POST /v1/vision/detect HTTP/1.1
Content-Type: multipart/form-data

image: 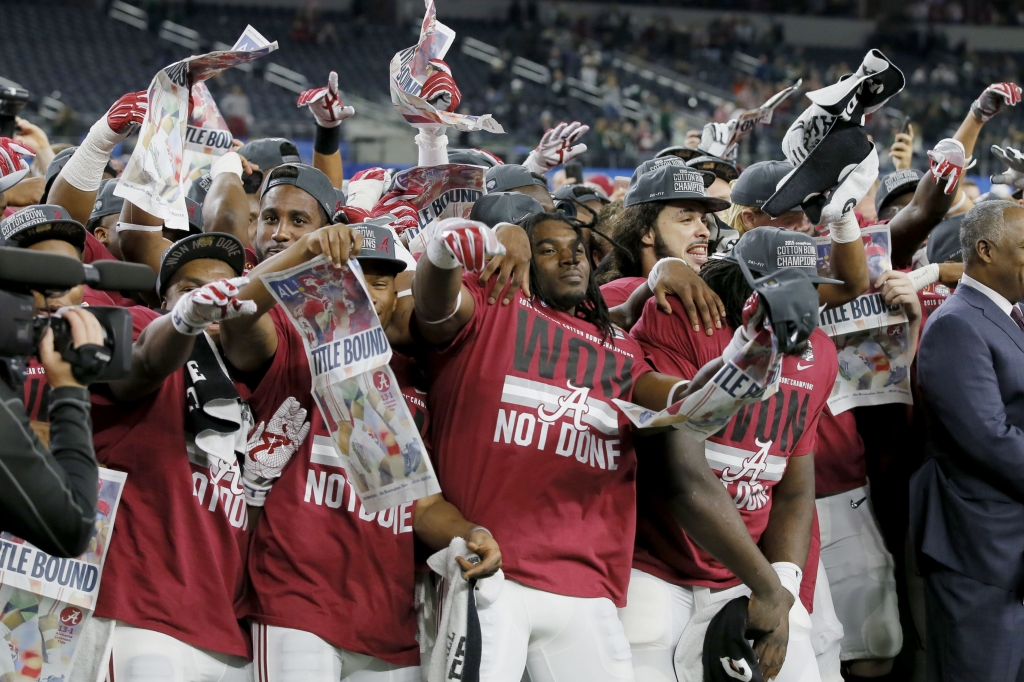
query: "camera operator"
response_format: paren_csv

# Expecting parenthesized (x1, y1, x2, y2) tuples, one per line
(0, 205, 109, 557)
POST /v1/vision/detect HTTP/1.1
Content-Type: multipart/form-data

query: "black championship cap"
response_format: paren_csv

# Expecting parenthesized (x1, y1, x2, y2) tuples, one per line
(448, 148, 502, 168)
(686, 154, 740, 182)
(239, 137, 301, 171)
(261, 163, 337, 222)
(185, 196, 204, 233)
(470, 192, 544, 226)
(875, 169, 923, 213)
(484, 164, 547, 193)
(702, 598, 765, 682)
(42, 146, 77, 201)
(187, 172, 214, 205)
(352, 223, 407, 274)
(0, 204, 86, 252)
(926, 214, 964, 264)
(90, 178, 125, 226)
(624, 164, 730, 212)
(730, 160, 795, 208)
(725, 226, 841, 284)
(654, 145, 701, 162)
(156, 232, 245, 295)
(553, 183, 609, 206)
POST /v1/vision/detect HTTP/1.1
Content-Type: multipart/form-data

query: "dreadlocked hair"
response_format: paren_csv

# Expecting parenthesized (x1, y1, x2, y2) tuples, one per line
(520, 211, 616, 344)
(597, 202, 662, 285)
(699, 258, 753, 331)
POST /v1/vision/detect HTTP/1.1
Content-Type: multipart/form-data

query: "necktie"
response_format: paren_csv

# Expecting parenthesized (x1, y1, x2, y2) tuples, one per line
(1011, 305, 1024, 334)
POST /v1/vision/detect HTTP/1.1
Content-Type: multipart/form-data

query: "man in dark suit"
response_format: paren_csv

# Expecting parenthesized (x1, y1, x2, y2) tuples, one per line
(913, 199, 1024, 682)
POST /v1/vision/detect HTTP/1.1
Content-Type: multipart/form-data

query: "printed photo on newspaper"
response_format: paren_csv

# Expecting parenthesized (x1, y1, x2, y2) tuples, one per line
(0, 469, 127, 680)
(389, 0, 503, 133)
(614, 309, 782, 441)
(389, 164, 485, 248)
(815, 225, 908, 336)
(828, 323, 913, 413)
(115, 25, 277, 230)
(702, 80, 802, 161)
(261, 257, 439, 512)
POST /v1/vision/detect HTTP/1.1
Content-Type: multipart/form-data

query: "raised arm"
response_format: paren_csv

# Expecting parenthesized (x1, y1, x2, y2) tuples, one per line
(200, 153, 254, 244)
(888, 159, 956, 269)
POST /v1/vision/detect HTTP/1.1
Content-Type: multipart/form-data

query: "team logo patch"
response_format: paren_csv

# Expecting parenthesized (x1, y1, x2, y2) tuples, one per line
(800, 345, 815, 362)
(486, 179, 496, 190)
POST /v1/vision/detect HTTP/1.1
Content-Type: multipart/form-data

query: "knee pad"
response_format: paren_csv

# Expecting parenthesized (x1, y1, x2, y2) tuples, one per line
(121, 654, 176, 682)
(276, 630, 335, 682)
(619, 574, 671, 648)
(860, 591, 903, 659)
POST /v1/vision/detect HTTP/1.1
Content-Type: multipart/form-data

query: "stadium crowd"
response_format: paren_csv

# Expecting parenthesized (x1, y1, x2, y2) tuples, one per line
(4, 8, 1024, 682)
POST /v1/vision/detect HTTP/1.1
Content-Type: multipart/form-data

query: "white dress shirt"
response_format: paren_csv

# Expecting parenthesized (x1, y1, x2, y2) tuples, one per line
(960, 273, 1014, 318)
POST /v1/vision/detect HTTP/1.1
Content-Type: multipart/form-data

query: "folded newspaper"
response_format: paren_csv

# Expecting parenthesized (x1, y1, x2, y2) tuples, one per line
(390, 0, 503, 133)
(387, 164, 486, 248)
(182, 82, 232, 199)
(0, 469, 126, 680)
(700, 80, 802, 161)
(614, 300, 783, 440)
(115, 25, 277, 230)
(260, 256, 440, 512)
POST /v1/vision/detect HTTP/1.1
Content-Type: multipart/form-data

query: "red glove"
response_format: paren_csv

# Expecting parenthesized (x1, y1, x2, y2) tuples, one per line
(0, 137, 35, 193)
(346, 167, 392, 210)
(927, 138, 968, 195)
(426, 218, 504, 272)
(105, 90, 148, 138)
(335, 205, 371, 224)
(297, 71, 354, 128)
(971, 82, 1022, 122)
(371, 190, 420, 235)
(420, 60, 462, 113)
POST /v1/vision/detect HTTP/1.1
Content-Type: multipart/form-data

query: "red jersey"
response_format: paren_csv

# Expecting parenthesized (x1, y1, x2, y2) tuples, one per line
(600, 276, 645, 308)
(917, 281, 952, 327)
(813, 408, 866, 496)
(244, 246, 259, 273)
(424, 278, 652, 607)
(90, 307, 250, 658)
(630, 296, 835, 607)
(83, 231, 116, 264)
(243, 307, 420, 666)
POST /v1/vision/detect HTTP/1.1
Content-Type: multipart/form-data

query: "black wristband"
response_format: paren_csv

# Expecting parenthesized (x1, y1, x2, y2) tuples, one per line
(314, 124, 341, 155)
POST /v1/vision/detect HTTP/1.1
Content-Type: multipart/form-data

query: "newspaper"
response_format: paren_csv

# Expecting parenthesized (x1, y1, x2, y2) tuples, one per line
(389, 0, 503, 133)
(614, 304, 783, 441)
(0, 469, 126, 680)
(816, 224, 913, 413)
(390, 164, 485, 249)
(115, 26, 277, 230)
(181, 82, 232, 199)
(701, 80, 802, 160)
(261, 257, 440, 512)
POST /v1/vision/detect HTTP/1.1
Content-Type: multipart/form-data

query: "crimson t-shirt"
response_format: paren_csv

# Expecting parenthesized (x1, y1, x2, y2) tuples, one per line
(83, 231, 116, 264)
(243, 307, 420, 666)
(630, 296, 836, 609)
(600, 276, 645, 308)
(813, 408, 866, 496)
(424, 278, 652, 607)
(90, 307, 250, 658)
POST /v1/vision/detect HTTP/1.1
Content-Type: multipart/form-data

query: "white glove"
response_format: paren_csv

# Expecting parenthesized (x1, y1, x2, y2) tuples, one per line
(346, 167, 391, 211)
(699, 120, 738, 159)
(243, 397, 311, 506)
(781, 103, 834, 165)
(523, 121, 589, 174)
(170, 276, 257, 336)
(991, 145, 1024, 189)
(818, 146, 879, 227)
(297, 71, 355, 128)
(928, 138, 971, 195)
(426, 218, 505, 272)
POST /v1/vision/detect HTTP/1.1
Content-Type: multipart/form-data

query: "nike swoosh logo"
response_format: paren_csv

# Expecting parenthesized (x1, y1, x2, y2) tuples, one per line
(850, 496, 867, 509)
(796, 363, 813, 370)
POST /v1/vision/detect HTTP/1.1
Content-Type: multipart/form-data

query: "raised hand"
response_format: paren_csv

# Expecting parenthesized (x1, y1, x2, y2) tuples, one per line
(297, 71, 355, 128)
(426, 218, 505, 273)
(170, 276, 257, 336)
(523, 121, 590, 174)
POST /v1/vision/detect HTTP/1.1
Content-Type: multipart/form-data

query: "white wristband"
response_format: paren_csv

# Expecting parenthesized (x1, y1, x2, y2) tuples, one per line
(908, 263, 940, 291)
(522, 150, 547, 175)
(667, 380, 689, 408)
(415, 128, 449, 167)
(771, 561, 803, 600)
(211, 151, 243, 179)
(419, 291, 463, 324)
(116, 222, 162, 232)
(722, 323, 753, 362)
(828, 210, 861, 244)
(647, 257, 689, 292)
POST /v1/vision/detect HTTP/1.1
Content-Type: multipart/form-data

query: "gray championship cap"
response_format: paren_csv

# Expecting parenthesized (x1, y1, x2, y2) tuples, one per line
(448, 148, 503, 168)
(42, 146, 77, 202)
(875, 169, 923, 213)
(352, 223, 407, 274)
(185, 196, 204, 233)
(730, 160, 795, 208)
(624, 164, 730, 212)
(239, 137, 301, 171)
(157, 232, 245, 295)
(553, 183, 609, 206)
(1, 204, 87, 252)
(89, 178, 125, 228)
(470, 192, 544, 226)
(485, 164, 547, 193)
(724, 226, 841, 284)
(654, 145, 701, 162)
(686, 154, 740, 182)
(926, 214, 964, 264)
(261, 163, 337, 222)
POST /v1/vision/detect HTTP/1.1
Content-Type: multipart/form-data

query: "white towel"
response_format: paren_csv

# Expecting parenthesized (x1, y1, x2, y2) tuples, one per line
(425, 538, 503, 682)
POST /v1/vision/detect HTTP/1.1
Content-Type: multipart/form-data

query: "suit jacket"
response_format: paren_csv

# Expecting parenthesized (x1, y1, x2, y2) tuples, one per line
(912, 284, 1024, 591)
